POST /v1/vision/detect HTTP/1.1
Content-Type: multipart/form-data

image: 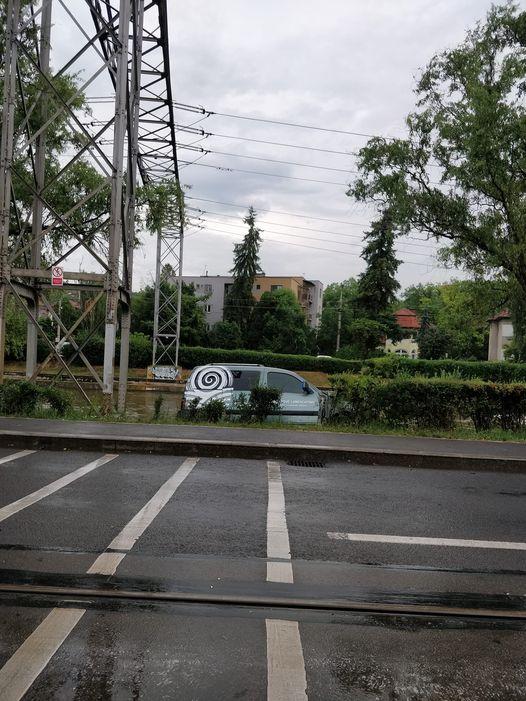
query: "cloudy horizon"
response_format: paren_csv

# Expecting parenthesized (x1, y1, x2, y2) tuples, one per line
(51, 0, 505, 292)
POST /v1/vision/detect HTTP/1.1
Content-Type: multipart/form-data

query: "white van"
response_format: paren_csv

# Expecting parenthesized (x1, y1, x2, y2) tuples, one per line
(183, 363, 327, 424)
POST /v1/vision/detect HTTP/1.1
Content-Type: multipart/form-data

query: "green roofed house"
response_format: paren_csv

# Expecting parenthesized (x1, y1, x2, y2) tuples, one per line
(488, 309, 514, 361)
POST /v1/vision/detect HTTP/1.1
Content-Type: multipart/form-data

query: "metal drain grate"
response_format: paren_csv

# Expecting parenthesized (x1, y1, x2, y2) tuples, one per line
(287, 458, 326, 468)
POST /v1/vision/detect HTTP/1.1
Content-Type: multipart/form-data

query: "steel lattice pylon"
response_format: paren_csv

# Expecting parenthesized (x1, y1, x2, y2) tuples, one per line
(0, 0, 184, 409)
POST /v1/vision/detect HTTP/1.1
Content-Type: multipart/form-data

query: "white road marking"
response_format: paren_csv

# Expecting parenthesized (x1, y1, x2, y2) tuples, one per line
(0, 450, 36, 465)
(0, 608, 85, 701)
(266, 461, 307, 700)
(266, 460, 293, 583)
(328, 532, 526, 550)
(90, 456, 199, 569)
(0, 454, 118, 523)
(86, 551, 125, 576)
(0, 456, 201, 698)
(266, 619, 308, 701)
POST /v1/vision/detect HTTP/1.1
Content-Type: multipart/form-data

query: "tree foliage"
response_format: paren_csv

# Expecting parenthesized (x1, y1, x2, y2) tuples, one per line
(355, 210, 400, 318)
(246, 288, 314, 355)
(317, 278, 359, 354)
(131, 282, 208, 346)
(224, 207, 263, 332)
(341, 210, 401, 358)
(349, 3, 526, 353)
(403, 278, 506, 359)
(341, 318, 386, 360)
(0, 4, 110, 261)
(208, 321, 243, 350)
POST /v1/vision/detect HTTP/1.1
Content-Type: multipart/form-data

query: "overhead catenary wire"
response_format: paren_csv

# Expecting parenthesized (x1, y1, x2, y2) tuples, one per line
(179, 144, 359, 174)
(173, 101, 392, 140)
(179, 159, 349, 186)
(188, 207, 438, 252)
(198, 217, 436, 260)
(176, 125, 359, 156)
(190, 225, 443, 269)
(185, 197, 436, 246)
(188, 196, 379, 226)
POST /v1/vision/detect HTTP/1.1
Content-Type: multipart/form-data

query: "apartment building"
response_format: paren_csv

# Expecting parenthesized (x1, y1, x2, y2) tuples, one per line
(180, 274, 323, 329)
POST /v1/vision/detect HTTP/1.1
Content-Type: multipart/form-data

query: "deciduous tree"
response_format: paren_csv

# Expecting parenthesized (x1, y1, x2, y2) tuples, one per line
(349, 3, 526, 356)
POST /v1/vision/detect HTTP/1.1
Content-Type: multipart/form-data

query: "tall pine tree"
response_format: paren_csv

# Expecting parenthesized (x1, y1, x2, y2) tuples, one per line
(355, 209, 400, 317)
(224, 207, 263, 334)
(348, 210, 402, 356)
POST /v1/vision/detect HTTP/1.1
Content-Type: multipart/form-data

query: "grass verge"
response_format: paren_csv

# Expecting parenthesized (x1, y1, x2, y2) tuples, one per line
(3, 408, 526, 442)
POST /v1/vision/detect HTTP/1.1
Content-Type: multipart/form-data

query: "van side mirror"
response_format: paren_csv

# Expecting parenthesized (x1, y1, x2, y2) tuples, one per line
(302, 381, 313, 394)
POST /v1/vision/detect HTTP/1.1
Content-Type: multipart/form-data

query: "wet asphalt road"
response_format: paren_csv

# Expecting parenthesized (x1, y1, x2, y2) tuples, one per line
(0, 447, 525, 699)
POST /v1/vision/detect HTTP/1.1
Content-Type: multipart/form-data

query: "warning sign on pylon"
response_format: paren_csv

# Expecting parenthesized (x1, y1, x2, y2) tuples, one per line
(51, 266, 63, 287)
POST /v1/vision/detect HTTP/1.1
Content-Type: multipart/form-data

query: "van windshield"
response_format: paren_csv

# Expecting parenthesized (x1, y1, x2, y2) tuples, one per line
(232, 370, 261, 391)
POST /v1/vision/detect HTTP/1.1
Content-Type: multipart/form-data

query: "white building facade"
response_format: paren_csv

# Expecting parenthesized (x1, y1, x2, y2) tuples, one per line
(179, 274, 323, 330)
(488, 310, 514, 361)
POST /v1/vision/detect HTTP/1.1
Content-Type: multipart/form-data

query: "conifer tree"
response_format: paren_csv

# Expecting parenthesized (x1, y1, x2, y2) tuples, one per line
(355, 209, 400, 318)
(224, 207, 263, 334)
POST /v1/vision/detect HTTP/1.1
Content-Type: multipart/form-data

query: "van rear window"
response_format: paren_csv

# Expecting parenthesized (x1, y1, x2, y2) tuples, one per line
(232, 370, 261, 391)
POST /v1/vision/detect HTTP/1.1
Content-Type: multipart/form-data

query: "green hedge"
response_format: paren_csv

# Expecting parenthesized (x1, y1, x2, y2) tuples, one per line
(330, 373, 526, 431)
(363, 355, 526, 382)
(0, 381, 72, 416)
(179, 346, 363, 374)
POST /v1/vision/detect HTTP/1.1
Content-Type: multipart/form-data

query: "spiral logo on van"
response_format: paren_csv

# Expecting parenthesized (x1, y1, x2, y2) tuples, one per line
(193, 366, 232, 392)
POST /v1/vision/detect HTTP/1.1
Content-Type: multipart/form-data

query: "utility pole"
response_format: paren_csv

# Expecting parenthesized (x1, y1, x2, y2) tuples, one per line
(335, 287, 343, 353)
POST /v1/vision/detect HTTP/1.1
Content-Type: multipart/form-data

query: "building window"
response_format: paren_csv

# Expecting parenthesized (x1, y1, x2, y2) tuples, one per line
(271, 284, 283, 292)
(256, 284, 261, 290)
(204, 284, 212, 294)
(205, 304, 212, 313)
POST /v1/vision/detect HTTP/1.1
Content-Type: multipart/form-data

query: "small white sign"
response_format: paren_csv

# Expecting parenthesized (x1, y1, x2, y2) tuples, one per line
(51, 266, 63, 287)
(151, 365, 179, 381)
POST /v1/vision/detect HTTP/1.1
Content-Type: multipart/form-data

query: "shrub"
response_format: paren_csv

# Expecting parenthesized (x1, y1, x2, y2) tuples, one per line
(232, 393, 253, 423)
(180, 397, 200, 420)
(329, 373, 526, 431)
(330, 374, 383, 424)
(1, 380, 39, 415)
(231, 385, 282, 423)
(152, 394, 164, 420)
(179, 345, 362, 374)
(0, 381, 72, 417)
(201, 398, 226, 423)
(128, 333, 152, 368)
(38, 386, 72, 416)
(363, 355, 526, 383)
(248, 385, 282, 422)
(71, 332, 106, 365)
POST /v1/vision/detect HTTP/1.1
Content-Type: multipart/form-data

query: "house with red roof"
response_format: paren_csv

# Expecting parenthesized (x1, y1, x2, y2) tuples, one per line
(385, 308, 421, 358)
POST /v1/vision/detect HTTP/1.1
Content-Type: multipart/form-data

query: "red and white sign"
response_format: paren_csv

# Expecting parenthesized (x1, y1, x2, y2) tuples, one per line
(51, 266, 63, 287)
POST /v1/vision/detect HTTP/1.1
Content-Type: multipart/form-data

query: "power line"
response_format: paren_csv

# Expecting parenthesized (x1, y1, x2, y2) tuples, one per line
(190, 225, 442, 269)
(176, 125, 357, 156)
(185, 197, 435, 246)
(179, 144, 358, 174)
(199, 216, 435, 260)
(188, 207, 437, 251)
(179, 159, 348, 186)
(173, 102, 391, 140)
(187, 196, 376, 225)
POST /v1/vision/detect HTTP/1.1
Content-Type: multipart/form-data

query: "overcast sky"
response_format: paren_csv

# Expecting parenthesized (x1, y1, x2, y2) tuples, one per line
(54, 0, 506, 291)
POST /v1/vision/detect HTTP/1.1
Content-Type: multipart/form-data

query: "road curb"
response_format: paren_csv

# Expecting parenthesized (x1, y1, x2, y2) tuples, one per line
(0, 429, 525, 472)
